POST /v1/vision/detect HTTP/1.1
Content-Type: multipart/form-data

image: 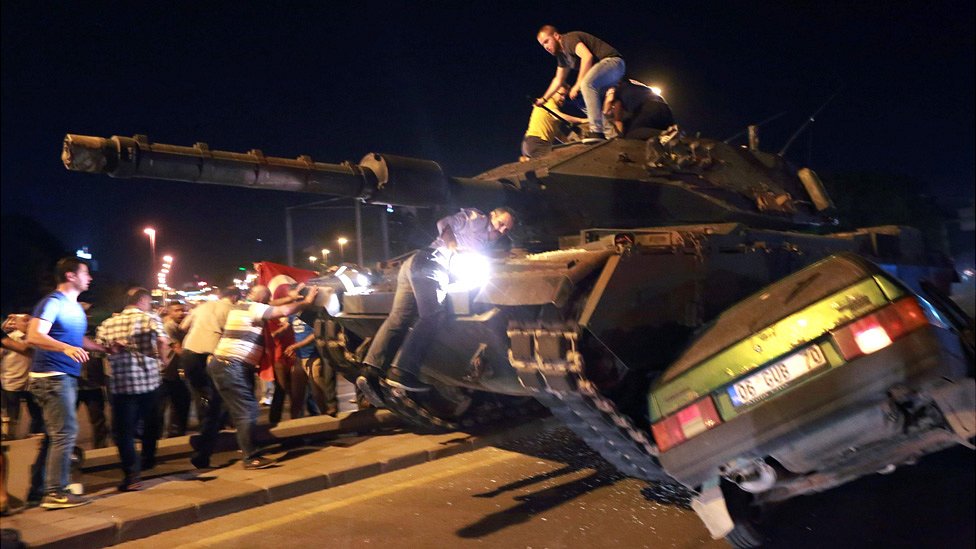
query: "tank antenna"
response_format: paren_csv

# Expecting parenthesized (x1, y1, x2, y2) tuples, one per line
(723, 111, 787, 144)
(778, 92, 838, 157)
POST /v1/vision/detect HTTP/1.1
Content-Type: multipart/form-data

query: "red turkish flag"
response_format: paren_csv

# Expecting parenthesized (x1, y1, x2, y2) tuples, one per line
(255, 261, 318, 287)
(253, 261, 318, 381)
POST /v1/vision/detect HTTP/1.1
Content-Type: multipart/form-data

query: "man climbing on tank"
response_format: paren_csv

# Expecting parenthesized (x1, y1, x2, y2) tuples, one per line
(535, 25, 625, 144)
(604, 79, 675, 139)
(358, 207, 516, 400)
(520, 85, 587, 161)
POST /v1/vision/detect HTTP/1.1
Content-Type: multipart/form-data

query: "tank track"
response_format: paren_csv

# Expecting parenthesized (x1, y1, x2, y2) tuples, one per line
(507, 323, 672, 483)
(379, 382, 544, 433)
(323, 322, 543, 433)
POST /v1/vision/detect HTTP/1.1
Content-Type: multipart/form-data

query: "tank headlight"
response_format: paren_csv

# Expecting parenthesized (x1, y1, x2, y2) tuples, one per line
(448, 252, 491, 289)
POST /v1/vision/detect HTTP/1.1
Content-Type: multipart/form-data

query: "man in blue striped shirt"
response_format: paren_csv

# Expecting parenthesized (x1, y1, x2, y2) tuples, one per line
(199, 284, 318, 470)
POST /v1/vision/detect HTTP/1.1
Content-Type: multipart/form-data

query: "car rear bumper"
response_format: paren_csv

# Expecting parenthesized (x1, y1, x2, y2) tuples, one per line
(659, 325, 971, 488)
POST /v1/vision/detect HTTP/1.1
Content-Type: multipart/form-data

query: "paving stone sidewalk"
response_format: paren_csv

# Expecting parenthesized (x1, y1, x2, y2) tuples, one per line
(2, 410, 552, 548)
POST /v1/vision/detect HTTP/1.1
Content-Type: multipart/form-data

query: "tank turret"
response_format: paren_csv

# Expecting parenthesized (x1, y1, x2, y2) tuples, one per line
(63, 132, 835, 248)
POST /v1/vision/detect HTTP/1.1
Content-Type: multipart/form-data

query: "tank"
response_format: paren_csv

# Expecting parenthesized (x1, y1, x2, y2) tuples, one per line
(62, 131, 955, 485)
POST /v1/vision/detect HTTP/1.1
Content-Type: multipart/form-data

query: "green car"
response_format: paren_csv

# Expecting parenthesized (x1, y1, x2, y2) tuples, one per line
(648, 252, 975, 547)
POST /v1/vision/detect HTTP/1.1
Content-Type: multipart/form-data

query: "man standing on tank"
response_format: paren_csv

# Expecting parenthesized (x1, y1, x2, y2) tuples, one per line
(535, 25, 625, 143)
(360, 207, 516, 396)
(26, 257, 109, 509)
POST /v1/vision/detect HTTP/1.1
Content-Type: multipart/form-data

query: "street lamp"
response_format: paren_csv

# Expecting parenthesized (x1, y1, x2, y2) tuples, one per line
(308, 255, 318, 265)
(337, 237, 348, 263)
(143, 227, 156, 286)
(321, 248, 330, 267)
(157, 254, 174, 304)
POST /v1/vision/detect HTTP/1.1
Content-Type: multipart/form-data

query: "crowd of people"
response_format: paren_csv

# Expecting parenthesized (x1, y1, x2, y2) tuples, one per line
(0, 257, 339, 514)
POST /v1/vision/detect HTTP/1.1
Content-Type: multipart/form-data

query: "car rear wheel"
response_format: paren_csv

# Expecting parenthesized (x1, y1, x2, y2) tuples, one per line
(721, 479, 766, 548)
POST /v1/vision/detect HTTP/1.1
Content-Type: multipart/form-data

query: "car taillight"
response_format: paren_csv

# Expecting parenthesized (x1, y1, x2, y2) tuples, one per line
(831, 297, 929, 360)
(651, 396, 722, 453)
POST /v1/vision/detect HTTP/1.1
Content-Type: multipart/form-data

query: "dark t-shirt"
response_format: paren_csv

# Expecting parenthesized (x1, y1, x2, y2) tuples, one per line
(616, 79, 656, 112)
(557, 31, 621, 70)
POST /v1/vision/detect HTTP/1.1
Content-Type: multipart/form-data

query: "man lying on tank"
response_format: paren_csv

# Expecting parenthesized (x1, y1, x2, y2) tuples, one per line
(603, 79, 675, 140)
(360, 207, 517, 396)
(520, 86, 588, 161)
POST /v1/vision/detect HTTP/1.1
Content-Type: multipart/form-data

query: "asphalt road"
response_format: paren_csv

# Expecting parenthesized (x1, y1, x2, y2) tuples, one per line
(113, 427, 974, 549)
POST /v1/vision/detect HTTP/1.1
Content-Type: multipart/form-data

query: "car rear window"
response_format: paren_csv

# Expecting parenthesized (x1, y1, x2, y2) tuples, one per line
(664, 253, 880, 381)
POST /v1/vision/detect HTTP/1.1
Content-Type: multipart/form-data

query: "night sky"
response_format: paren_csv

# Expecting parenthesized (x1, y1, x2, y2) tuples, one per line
(2, 1, 973, 289)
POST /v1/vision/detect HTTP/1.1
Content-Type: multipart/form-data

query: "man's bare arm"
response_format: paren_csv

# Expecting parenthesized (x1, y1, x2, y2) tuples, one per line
(440, 225, 459, 252)
(82, 335, 108, 353)
(1, 336, 30, 354)
(265, 287, 318, 320)
(27, 318, 89, 363)
(179, 310, 194, 332)
(285, 333, 316, 358)
(156, 335, 171, 366)
(569, 43, 594, 99)
(536, 67, 569, 105)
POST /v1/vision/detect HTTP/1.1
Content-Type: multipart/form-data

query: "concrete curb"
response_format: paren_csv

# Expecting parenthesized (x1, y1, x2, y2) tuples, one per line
(80, 408, 403, 470)
(3, 415, 557, 548)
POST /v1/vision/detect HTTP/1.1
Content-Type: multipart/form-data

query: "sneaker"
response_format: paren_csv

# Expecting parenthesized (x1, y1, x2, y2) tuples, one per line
(384, 368, 431, 392)
(242, 456, 277, 470)
(581, 130, 607, 144)
(356, 375, 386, 408)
(259, 396, 272, 406)
(40, 491, 91, 510)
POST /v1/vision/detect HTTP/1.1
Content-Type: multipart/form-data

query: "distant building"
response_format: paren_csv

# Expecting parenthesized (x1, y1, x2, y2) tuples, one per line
(75, 246, 99, 271)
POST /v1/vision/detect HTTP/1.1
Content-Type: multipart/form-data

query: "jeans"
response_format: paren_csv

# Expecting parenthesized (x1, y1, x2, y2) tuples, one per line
(111, 390, 160, 478)
(183, 350, 227, 462)
(1, 389, 44, 438)
(77, 385, 109, 448)
(363, 250, 448, 377)
(305, 356, 337, 416)
(207, 357, 259, 459)
(579, 56, 626, 134)
(155, 378, 191, 437)
(28, 375, 78, 495)
(521, 135, 553, 159)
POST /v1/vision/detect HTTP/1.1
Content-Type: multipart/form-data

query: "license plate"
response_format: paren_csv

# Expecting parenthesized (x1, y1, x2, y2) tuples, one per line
(727, 345, 827, 408)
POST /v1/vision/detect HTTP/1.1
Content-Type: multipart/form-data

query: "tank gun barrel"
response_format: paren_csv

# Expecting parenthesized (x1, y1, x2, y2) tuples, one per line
(62, 134, 510, 208)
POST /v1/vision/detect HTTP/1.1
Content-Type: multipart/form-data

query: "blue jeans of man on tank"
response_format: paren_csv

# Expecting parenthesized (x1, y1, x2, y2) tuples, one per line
(579, 56, 626, 135)
(28, 375, 78, 496)
(206, 357, 259, 459)
(363, 250, 448, 379)
(111, 390, 160, 479)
